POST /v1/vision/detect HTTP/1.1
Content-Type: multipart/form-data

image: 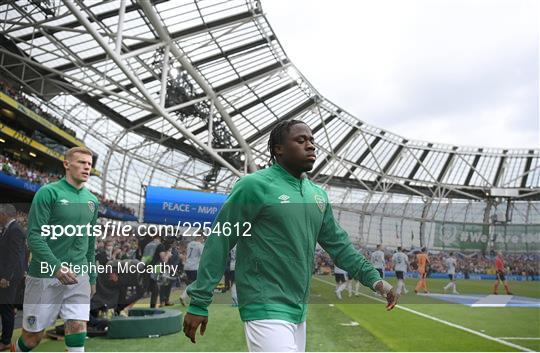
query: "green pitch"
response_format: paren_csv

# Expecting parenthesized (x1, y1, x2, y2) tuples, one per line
(28, 277, 539, 352)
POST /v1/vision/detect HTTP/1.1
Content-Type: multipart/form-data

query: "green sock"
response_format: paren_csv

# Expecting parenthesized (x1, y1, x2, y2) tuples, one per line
(65, 332, 86, 352)
(16, 337, 32, 352)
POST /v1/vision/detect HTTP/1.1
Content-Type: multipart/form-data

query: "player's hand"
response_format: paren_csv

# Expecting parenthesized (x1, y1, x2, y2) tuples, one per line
(385, 289, 398, 310)
(0, 278, 9, 288)
(183, 312, 208, 343)
(374, 280, 397, 311)
(90, 284, 96, 297)
(54, 267, 78, 285)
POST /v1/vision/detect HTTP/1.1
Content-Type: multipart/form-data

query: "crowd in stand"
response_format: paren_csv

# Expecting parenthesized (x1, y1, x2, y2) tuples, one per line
(1, 153, 135, 216)
(94, 192, 136, 216)
(315, 246, 539, 277)
(0, 79, 78, 138)
(407, 251, 538, 276)
(0, 154, 60, 185)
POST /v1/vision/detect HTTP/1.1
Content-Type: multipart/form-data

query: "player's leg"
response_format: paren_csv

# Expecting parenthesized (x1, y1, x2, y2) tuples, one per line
(414, 272, 422, 293)
(334, 274, 345, 299)
(401, 272, 408, 294)
(64, 320, 87, 352)
(417, 272, 427, 293)
(443, 274, 452, 292)
(15, 277, 62, 351)
(423, 273, 429, 293)
(493, 280, 499, 294)
(402, 278, 408, 294)
(15, 330, 44, 352)
(503, 279, 512, 295)
(60, 275, 91, 352)
(451, 274, 458, 293)
(244, 319, 303, 352)
(346, 277, 353, 297)
(230, 271, 238, 306)
(452, 279, 459, 294)
(231, 284, 238, 306)
(493, 272, 501, 294)
(395, 272, 403, 295)
(354, 279, 360, 296)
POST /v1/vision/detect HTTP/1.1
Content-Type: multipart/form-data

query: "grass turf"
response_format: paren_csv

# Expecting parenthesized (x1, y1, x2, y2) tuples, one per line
(22, 277, 540, 351)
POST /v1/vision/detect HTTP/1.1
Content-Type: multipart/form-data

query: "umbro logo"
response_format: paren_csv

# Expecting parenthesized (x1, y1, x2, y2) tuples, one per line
(278, 194, 290, 203)
(59, 199, 69, 205)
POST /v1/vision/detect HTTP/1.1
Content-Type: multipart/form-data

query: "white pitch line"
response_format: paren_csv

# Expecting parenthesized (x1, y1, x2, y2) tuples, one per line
(313, 277, 534, 352)
(498, 338, 540, 341)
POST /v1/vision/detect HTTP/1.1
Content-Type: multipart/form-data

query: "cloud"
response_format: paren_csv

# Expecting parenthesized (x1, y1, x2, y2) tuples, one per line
(262, 0, 539, 149)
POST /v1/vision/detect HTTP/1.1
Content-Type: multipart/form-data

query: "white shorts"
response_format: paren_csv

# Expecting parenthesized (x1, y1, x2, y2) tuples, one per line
(244, 319, 306, 352)
(22, 275, 90, 332)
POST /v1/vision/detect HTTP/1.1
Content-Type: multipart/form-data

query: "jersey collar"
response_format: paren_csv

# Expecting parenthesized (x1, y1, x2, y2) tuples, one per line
(61, 177, 84, 193)
(271, 162, 306, 189)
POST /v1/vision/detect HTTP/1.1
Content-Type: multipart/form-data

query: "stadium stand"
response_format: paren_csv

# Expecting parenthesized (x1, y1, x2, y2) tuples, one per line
(0, 1, 538, 351)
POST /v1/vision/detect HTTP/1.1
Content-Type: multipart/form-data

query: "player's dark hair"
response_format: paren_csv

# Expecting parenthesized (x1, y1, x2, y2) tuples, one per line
(449, 251, 454, 256)
(267, 119, 307, 162)
(421, 247, 427, 252)
(397, 246, 402, 252)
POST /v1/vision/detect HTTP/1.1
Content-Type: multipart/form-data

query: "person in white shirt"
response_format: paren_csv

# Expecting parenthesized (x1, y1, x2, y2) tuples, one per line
(370, 244, 386, 279)
(229, 246, 238, 306)
(392, 247, 409, 296)
(180, 236, 205, 305)
(334, 266, 348, 300)
(443, 252, 459, 294)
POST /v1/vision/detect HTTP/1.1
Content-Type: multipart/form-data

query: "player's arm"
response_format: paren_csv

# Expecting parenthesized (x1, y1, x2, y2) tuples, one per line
(86, 199, 99, 294)
(317, 198, 396, 310)
(406, 256, 410, 271)
(184, 176, 264, 343)
(27, 187, 63, 275)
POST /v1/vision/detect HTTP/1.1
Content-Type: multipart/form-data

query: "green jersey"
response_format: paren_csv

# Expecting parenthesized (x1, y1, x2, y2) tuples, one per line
(187, 163, 381, 323)
(27, 177, 99, 284)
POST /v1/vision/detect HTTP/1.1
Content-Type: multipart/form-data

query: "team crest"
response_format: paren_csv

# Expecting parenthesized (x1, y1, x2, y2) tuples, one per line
(88, 201, 95, 213)
(314, 194, 326, 213)
(27, 316, 36, 328)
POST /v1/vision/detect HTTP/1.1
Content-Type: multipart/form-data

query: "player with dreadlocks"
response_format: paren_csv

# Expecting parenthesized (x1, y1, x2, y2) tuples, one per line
(183, 119, 397, 352)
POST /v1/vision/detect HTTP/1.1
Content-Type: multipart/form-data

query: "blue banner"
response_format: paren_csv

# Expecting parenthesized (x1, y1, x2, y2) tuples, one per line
(144, 186, 228, 225)
(0, 171, 41, 193)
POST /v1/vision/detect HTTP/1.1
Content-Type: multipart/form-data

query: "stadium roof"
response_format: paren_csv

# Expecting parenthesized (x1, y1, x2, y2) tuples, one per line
(1, 0, 538, 205)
